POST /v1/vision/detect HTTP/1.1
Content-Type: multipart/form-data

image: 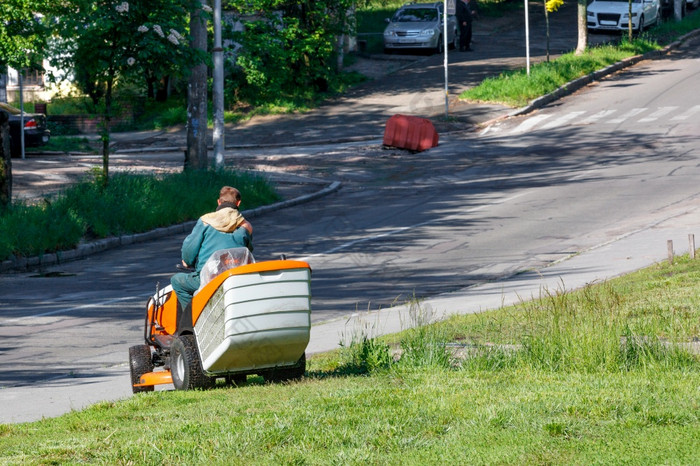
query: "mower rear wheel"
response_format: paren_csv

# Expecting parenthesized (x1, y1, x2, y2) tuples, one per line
(129, 345, 154, 394)
(171, 335, 213, 391)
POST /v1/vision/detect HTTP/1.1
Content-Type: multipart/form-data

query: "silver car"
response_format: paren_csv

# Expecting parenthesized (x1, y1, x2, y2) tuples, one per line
(383, 2, 458, 54)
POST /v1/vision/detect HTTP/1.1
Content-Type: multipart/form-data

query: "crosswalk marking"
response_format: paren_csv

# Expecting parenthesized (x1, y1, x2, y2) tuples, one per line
(540, 111, 587, 130)
(671, 104, 700, 121)
(608, 108, 646, 124)
(579, 109, 617, 125)
(511, 114, 553, 134)
(481, 105, 700, 137)
(639, 106, 678, 122)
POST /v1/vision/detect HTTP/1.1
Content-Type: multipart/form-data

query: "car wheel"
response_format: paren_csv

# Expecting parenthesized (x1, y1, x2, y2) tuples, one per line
(636, 15, 645, 33)
(434, 35, 444, 55)
(129, 345, 154, 394)
(171, 335, 213, 390)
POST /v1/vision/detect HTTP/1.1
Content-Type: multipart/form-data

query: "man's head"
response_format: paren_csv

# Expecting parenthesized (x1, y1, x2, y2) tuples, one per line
(218, 186, 242, 207)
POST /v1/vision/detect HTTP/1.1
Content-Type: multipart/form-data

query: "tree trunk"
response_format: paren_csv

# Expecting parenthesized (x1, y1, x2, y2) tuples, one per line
(0, 110, 11, 208)
(628, 0, 633, 41)
(156, 76, 170, 102)
(186, 3, 209, 171)
(146, 73, 156, 100)
(576, 0, 588, 55)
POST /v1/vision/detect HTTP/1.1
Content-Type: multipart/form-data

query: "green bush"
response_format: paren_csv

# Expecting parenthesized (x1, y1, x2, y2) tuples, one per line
(0, 169, 280, 262)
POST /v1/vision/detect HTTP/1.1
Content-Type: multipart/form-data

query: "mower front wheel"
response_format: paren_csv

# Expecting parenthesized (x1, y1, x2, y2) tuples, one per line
(171, 335, 213, 391)
(129, 345, 154, 394)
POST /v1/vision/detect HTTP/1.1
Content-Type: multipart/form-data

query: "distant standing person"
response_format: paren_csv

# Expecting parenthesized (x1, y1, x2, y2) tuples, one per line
(457, 0, 478, 51)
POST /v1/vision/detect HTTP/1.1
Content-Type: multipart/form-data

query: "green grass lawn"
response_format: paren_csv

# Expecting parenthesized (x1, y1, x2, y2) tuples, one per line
(1, 255, 698, 463)
(26, 135, 97, 154)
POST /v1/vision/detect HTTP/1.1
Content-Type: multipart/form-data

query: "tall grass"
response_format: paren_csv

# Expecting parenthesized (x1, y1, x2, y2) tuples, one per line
(338, 258, 700, 375)
(337, 299, 455, 373)
(0, 170, 280, 261)
(456, 261, 700, 373)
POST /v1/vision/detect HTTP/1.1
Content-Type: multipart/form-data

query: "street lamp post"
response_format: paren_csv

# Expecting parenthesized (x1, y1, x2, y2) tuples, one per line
(212, 0, 225, 167)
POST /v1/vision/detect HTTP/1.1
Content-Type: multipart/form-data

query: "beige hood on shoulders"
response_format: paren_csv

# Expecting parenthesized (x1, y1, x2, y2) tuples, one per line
(200, 207, 246, 233)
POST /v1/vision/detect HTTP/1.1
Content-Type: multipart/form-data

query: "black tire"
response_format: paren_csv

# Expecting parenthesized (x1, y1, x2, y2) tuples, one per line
(265, 353, 306, 383)
(171, 335, 213, 391)
(434, 36, 444, 55)
(129, 345, 154, 394)
(637, 15, 645, 33)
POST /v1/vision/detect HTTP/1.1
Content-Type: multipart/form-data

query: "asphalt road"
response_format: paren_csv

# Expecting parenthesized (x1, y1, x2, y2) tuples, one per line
(1, 22, 699, 423)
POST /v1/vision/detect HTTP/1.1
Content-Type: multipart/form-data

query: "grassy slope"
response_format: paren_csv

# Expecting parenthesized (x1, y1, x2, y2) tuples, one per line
(1, 370, 698, 464)
(1, 257, 698, 463)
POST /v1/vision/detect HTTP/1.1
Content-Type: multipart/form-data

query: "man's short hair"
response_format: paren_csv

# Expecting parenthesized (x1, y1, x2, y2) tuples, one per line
(219, 186, 241, 204)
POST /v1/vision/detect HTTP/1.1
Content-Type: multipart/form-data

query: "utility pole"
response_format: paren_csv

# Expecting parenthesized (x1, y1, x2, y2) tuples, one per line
(19, 73, 25, 159)
(212, 0, 225, 167)
(524, 0, 530, 75)
(186, 0, 209, 170)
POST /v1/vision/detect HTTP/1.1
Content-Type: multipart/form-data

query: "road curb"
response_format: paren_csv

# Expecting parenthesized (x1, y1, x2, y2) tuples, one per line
(106, 135, 382, 155)
(0, 180, 342, 273)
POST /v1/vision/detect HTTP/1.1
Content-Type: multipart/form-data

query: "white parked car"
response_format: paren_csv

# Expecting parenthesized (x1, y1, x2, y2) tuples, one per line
(587, 0, 661, 33)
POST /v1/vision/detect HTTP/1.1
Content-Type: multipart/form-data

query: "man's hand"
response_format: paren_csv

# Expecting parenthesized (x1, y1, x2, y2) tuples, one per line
(182, 260, 189, 268)
(241, 220, 253, 235)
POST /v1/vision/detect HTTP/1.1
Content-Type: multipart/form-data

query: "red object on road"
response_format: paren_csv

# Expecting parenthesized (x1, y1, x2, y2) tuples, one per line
(383, 114, 439, 152)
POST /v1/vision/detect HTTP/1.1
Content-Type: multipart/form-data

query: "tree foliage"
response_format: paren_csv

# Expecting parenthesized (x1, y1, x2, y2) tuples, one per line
(47, 0, 193, 107)
(546, 0, 564, 12)
(225, 0, 356, 104)
(0, 0, 49, 70)
(46, 0, 196, 184)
